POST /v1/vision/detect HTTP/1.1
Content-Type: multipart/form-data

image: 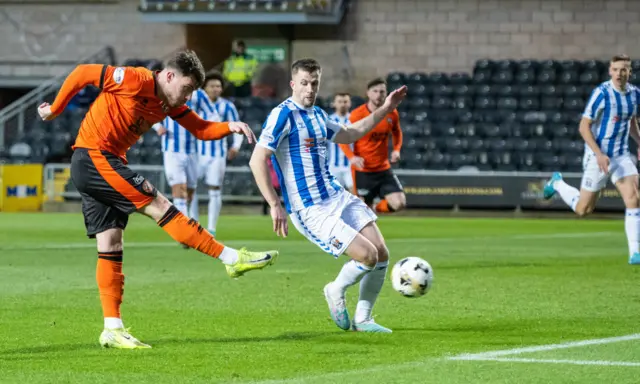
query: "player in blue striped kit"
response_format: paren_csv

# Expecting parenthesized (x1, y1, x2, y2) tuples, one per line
(189, 73, 244, 235)
(328, 92, 354, 192)
(152, 88, 217, 229)
(543, 54, 640, 264)
(250, 58, 407, 332)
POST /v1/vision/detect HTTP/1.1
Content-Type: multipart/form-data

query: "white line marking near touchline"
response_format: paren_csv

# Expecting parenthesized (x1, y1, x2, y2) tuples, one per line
(453, 357, 640, 367)
(448, 333, 640, 360)
(0, 231, 617, 251)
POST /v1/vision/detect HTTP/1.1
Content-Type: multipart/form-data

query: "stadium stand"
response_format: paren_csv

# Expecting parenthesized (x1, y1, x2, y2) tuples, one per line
(6, 58, 626, 170)
(3, 56, 638, 199)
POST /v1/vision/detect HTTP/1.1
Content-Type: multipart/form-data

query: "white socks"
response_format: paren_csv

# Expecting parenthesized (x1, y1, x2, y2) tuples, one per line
(355, 260, 388, 323)
(190, 193, 199, 221)
(554, 179, 580, 212)
(208, 189, 222, 234)
(104, 317, 124, 330)
(219, 247, 239, 265)
(332, 260, 373, 294)
(626, 208, 640, 257)
(173, 198, 188, 216)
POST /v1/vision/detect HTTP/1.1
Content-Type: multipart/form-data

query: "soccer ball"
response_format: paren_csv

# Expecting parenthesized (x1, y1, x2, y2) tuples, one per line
(391, 257, 433, 298)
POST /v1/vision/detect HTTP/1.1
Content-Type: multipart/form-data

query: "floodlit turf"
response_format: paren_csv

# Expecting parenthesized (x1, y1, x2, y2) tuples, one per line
(1, 212, 640, 383)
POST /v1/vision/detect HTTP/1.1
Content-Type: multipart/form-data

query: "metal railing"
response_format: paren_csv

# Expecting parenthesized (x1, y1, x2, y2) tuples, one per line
(0, 46, 116, 151)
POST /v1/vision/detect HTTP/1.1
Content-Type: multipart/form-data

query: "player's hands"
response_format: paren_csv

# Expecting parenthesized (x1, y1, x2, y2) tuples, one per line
(596, 153, 610, 174)
(383, 85, 408, 111)
(350, 156, 365, 169)
(270, 203, 288, 237)
(390, 150, 401, 164)
(229, 122, 256, 144)
(155, 126, 167, 136)
(227, 148, 239, 160)
(37, 102, 56, 121)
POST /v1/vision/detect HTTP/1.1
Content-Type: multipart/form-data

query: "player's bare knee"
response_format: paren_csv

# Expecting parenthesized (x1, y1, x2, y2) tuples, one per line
(171, 184, 187, 199)
(575, 204, 594, 217)
(210, 186, 221, 191)
(376, 244, 390, 263)
(96, 228, 123, 252)
(624, 193, 640, 209)
(361, 245, 378, 268)
(140, 193, 173, 221)
(391, 197, 406, 211)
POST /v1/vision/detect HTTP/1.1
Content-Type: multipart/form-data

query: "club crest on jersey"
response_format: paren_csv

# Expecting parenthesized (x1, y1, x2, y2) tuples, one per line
(613, 115, 621, 122)
(387, 117, 393, 124)
(329, 236, 343, 250)
(113, 67, 125, 84)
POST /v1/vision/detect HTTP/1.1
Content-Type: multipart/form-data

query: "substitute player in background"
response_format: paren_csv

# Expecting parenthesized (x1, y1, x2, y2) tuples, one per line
(153, 88, 217, 242)
(543, 54, 640, 265)
(328, 92, 354, 192)
(341, 78, 406, 213)
(37, 51, 277, 349)
(190, 72, 244, 235)
(250, 58, 407, 333)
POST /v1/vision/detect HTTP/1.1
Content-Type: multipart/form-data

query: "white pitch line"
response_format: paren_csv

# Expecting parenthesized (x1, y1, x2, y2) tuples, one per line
(0, 231, 617, 251)
(449, 333, 640, 360)
(452, 356, 640, 367)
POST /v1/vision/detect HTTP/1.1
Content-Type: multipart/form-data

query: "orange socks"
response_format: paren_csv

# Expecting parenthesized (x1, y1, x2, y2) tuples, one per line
(375, 199, 395, 213)
(96, 251, 124, 319)
(158, 205, 224, 258)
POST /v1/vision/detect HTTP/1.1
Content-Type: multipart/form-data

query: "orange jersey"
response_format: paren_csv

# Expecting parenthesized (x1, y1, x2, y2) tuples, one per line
(50, 64, 231, 162)
(340, 104, 402, 172)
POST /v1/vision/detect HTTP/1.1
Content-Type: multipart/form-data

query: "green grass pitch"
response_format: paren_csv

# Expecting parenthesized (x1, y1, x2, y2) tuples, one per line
(2, 212, 640, 383)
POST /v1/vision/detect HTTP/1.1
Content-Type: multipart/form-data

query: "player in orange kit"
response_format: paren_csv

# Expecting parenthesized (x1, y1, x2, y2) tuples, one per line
(37, 50, 278, 349)
(340, 77, 406, 213)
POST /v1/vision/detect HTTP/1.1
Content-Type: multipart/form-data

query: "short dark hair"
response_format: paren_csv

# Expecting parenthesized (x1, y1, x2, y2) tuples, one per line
(203, 71, 224, 88)
(367, 77, 386, 90)
(334, 92, 350, 99)
(165, 50, 206, 88)
(291, 58, 322, 75)
(235, 40, 246, 48)
(611, 54, 631, 63)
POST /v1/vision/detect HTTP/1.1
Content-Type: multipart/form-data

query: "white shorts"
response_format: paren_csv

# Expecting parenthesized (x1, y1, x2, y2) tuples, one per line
(330, 167, 354, 191)
(290, 190, 377, 258)
(198, 156, 226, 187)
(163, 152, 198, 189)
(581, 152, 638, 192)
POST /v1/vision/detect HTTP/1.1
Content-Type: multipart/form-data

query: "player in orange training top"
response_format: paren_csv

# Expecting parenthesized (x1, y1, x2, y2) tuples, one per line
(37, 50, 278, 349)
(340, 77, 406, 213)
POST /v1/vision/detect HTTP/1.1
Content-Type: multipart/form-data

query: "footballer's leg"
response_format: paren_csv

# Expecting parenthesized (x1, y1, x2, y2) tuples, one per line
(142, 193, 277, 277)
(375, 170, 406, 213)
(340, 193, 392, 333)
(612, 156, 640, 264)
(352, 222, 392, 333)
(290, 202, 376, 331)
(185, 153, 199, 221)
(95, 227, 151, 349)
(190, 157, 208, 222)
(164, 152, 189, 217)
(544, 173, 599, 216)
(204, 157, 225, 236)
(87, 149, 277, 276)
(70, 149, 149, 349)
(544, 154, 606, 216)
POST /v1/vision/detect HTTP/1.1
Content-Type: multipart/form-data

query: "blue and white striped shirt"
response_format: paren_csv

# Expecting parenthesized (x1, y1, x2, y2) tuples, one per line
(197, 97, 243, 158)
(583, 80, 640, 158)
(328, 113, 351, 170)
(258, 98, 344, 213)
(154, 89, 217, 154)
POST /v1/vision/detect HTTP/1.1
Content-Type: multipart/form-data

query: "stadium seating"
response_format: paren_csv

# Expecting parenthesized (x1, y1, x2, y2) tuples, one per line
(5, 58, 630, 177)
